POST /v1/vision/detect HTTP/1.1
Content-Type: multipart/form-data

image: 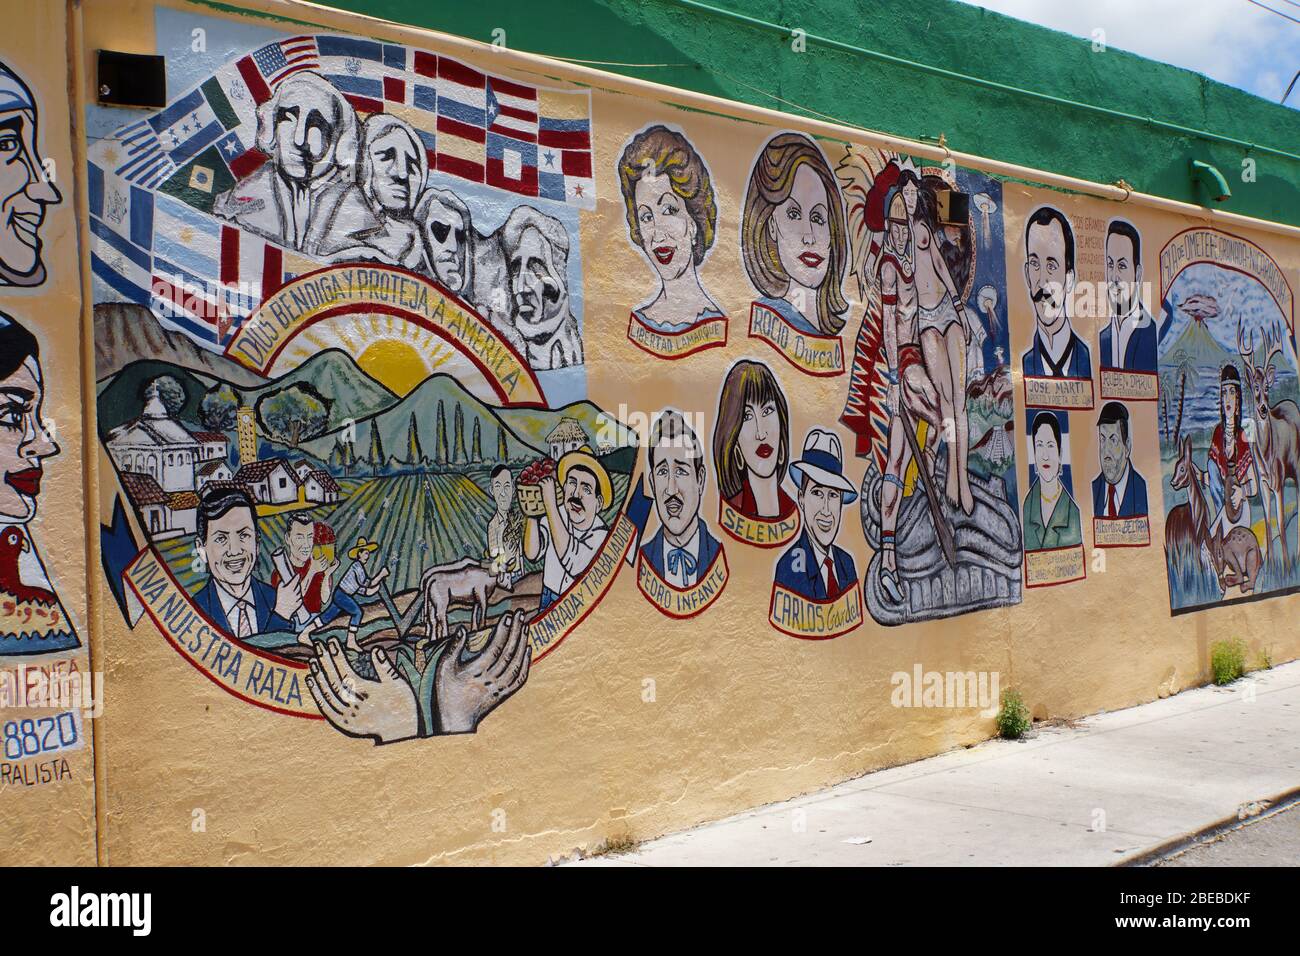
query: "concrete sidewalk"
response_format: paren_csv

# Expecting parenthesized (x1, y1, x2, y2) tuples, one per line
(573, 661, 1300, 866)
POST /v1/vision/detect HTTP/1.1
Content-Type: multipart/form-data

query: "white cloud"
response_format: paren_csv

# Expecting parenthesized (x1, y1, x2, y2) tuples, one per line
(955, 0, 1300, 104)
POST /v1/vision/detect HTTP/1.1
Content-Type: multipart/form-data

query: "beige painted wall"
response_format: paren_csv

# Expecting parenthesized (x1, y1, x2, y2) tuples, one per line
(3, 0, 1296, 866)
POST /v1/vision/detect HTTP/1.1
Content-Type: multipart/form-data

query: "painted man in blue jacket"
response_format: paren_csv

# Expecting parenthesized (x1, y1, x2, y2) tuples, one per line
(1021, 206, 1092, 379)
(640, 410, 722, 586)
(191, 486, 302, 639)
(1098, 218, 1157, 374)
(1091, 401, 1149, 518)
(774, 428, 859, 601)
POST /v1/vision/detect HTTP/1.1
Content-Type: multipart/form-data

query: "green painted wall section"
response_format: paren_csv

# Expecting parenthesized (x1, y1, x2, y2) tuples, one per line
(301, 0, 1299, 229)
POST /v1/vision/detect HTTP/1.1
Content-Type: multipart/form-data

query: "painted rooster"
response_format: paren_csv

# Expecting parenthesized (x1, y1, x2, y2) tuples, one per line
(0, 526, 57, 606)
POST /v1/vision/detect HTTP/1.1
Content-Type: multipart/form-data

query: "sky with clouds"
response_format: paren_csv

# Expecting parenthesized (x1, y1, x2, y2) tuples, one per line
(955, 0, 1300, 110)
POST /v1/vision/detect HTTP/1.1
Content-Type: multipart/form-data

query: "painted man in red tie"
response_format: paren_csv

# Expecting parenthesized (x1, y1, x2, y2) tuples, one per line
(773, 428, 860, 601)
(1091, 401, 1148, 519)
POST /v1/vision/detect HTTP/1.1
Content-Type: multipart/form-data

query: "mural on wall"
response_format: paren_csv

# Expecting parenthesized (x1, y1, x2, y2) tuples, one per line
(0, 60, 62, 289)
(837, 147, 1022, 626)
(87, 35, 593, 380)
(741, 132, 849, 377)
(618, 125, 728, 360)
(1021, 206, 1094, 411)
(1157, 228, 1300, 613)
(634, 408, 728, 618)
(1098, 218, 1159, 402)
(713, 358, 800, 549)
(91, 33, 644, 740)
(769, 428, 863, 639)
(0, 314, 80, 655)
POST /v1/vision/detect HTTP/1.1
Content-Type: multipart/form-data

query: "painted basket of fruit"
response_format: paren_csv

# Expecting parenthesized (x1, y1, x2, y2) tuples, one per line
(516, 457, 556, 516)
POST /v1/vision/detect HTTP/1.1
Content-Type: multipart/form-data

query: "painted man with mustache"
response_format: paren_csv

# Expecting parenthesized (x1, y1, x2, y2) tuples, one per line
(523, 446, 611, 612)
(0, 60, 62, 288)
(191, 487, 302, 639)
(1021, 206, 1091, 379)
(640, 410, 722, 587)
(0, 313, 78, 654)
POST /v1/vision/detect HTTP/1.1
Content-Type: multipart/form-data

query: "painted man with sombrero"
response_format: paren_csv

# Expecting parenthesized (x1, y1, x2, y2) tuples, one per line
(774, 429, 859, 602)
(298, 535, 389, 652)
(523, 446, 611, 612)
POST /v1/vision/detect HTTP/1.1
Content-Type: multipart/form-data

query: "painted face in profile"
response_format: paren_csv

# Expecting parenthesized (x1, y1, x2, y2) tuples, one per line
(1034, 422, 1061, 486)
(769, 163, 830, 294)
(738, 398, 781, 481)
(0, 107, 61, 286)
(800, 480, 843, 552)
(421, 198, 466, 292)
(635, 171, 695, 283)
(367, 127, 422, 214)
(0, 353, 56, 521)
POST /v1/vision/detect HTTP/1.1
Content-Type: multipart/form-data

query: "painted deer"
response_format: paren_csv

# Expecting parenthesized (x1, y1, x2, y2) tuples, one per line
(1237, 319, 1300, 569)
(1166, 435, 1260, 595)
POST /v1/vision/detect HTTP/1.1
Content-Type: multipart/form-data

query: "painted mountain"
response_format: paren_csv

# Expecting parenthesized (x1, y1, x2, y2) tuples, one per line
(97, 349, 397, 439)
(94, 303, 264, 387)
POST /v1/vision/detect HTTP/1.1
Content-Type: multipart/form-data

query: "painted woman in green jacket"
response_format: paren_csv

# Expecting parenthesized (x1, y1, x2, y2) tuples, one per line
(1022, 410, 1082, 551)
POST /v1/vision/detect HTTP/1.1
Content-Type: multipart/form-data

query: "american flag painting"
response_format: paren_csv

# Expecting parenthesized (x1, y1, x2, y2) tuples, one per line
(237, 36, 320, 103)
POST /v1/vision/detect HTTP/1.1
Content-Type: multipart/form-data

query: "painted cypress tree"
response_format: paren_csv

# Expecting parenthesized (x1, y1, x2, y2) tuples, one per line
(471, 417, 482, 462)
(453, 403, 466, 463)
(407, 412, 423, 465)
(368, 424, 384, 476)
(496, 424, 508, 462)
(435, 400, 448, 464)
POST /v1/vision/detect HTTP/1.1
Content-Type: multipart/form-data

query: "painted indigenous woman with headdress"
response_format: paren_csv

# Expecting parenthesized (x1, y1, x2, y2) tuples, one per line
(1202, 364, 1258, 539)
(0, 312, 79, 655)
(618, 125, 725, 334)
(741, 132, 850, 338)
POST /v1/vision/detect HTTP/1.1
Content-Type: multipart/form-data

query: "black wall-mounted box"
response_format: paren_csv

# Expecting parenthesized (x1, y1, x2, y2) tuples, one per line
(97, 50, 167, 109)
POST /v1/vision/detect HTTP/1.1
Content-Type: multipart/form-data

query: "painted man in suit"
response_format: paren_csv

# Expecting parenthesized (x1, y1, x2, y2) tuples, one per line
(774, 429, 858, 601)
(190, 486, 301, 638)
(1092, 401, 1148, 518)
(640, 409, 722, 587)
(1021, 206, 1092, 379)
(1099, 219, 1157, 373)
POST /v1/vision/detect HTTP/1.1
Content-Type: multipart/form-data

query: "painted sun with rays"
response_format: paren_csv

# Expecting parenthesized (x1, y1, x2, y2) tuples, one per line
(276, 311, 463, 397)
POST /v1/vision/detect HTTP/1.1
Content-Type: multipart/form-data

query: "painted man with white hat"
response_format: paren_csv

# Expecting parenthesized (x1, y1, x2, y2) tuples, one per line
(773, 428, 859, 602)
